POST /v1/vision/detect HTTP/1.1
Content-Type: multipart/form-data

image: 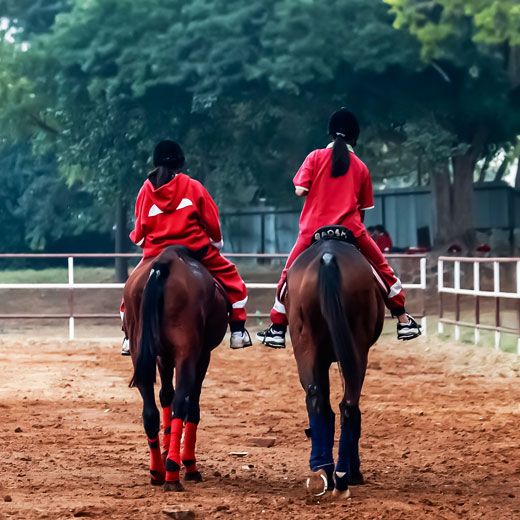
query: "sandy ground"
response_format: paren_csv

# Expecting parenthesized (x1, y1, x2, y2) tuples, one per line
(0, 332, 519, 520)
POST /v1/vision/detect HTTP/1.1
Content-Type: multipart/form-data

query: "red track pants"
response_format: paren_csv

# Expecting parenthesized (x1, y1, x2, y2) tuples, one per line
(121, 246, 248, 323)
(270, 231, 406, 326)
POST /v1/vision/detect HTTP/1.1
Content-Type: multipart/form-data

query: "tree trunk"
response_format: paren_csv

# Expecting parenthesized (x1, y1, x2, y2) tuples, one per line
(452, 153, 477, 249)
(431, 165, 453, 246)
(508, 45, 520, 89)
(115, 197, 129, 282)
(477, 154, 491, 183)
(515, 154, 520, 189)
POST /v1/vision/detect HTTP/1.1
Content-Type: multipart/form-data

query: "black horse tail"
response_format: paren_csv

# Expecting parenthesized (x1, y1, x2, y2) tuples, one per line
(318, 252, 359, 389)
(129, 261, 170, 388)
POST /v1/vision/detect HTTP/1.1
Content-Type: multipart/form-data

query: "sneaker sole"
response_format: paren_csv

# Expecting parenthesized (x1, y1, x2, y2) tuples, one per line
(230, 341, 253, 350)
(256, 333, 285, 347)
(260, 340, 286, 349)
(398, 331, 422, 341)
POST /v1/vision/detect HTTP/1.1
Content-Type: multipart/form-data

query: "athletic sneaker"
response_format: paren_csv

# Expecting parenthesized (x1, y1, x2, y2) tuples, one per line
(121, 338, 131, 356)
(397, 315, 422, 341)
(256, 325, 286, 348)
(230, 329, 253, 349)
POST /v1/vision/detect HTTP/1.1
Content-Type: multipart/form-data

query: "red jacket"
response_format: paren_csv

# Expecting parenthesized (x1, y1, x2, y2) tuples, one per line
(293, 146, 374, 239)
(130, 173, 223, 258)
(375, 234, 392, 253)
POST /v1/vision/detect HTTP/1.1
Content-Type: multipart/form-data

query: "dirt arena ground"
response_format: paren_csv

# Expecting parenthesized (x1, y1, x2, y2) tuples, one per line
(1, 332, 519, 519)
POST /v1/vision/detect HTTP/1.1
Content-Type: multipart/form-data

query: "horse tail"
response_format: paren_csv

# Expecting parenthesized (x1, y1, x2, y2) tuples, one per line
(130, 261, 170, 388)
(318, 252, 359, 388)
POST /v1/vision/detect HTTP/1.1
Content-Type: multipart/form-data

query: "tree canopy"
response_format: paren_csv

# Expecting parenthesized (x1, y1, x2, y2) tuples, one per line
(1, 0, 519, 257)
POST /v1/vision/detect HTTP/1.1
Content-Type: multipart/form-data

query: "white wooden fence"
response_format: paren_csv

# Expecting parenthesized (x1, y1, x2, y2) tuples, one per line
(438, 257, 520, 354)
(0, 253, 427, 340)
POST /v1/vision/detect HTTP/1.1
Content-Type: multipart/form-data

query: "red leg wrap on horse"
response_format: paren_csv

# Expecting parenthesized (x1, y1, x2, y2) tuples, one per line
(165, 418, 183, 482)
(182, 422, 198, 472)
(162, 406, 172, 453)
(147, 437, 165, 480)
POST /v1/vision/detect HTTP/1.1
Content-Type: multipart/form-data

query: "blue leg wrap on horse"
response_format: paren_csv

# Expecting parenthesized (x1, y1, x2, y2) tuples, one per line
(336, 405, 361, 474)
(308, 411, 335, 472)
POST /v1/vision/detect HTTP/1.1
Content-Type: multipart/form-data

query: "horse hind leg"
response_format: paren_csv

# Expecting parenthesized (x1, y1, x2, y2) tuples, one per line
(303, 364, 335, 496)
(164, 357, 199, 492)
(182, 353, 210, 484)
(138, 384, 165, 486)
(158, 362, 174, 462)
(334, 403, 363, 495)
(335, 363, 367, 496)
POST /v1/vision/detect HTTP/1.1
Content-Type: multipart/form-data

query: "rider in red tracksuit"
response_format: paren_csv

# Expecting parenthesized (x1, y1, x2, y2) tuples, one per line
(121, 140, 251, 354)
(257, 108, 422, 348)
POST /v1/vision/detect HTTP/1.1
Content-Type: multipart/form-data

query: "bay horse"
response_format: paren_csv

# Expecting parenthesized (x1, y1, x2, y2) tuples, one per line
(124, 245, 228, 492)
(285, 226, 385, 498)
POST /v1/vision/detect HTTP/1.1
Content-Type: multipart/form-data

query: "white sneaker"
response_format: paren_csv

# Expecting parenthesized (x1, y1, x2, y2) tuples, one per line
(230, 330, 253, 349)
(397, 315, 422, 341)
(121, 338, 131, 356)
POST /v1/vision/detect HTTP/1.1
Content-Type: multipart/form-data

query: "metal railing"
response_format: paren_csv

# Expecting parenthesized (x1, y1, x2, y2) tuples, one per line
(438, 257, 520, 354)
(0, 252, 428, 340)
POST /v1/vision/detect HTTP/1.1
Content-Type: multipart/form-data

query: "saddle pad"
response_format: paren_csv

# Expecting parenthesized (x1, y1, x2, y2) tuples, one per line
(311, 225, 357, 246)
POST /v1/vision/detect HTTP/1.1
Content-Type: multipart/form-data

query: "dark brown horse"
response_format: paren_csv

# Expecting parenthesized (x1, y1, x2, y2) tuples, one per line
(124, 245, 228, 492)
(285, 228, 385, 498)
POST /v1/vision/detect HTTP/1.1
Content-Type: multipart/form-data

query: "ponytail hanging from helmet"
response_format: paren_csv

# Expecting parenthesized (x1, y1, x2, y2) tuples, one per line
(328, 108, 360, 178)
(331, 133, 350, 178)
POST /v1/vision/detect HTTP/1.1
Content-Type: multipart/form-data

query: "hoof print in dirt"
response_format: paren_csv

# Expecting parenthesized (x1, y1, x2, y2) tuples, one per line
(163, 481, 185, 493)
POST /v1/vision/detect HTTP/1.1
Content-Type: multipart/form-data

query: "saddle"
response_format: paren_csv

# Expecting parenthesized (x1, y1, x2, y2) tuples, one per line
(311, 226, 357, 247)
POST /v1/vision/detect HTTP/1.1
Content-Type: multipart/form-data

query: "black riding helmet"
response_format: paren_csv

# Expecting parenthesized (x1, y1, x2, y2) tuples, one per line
(328, 108, 360, 146)
(153, 140, 185, 170)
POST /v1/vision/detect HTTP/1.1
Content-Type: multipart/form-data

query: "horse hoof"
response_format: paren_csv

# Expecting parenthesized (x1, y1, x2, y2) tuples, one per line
(150, 470, 165, 486)
(306, 469, 328, 497)
(349, 472, 365, 486)
(333, 487, 352, 499)
(164, 481, 185, 492)
(184, 471, 203, 483)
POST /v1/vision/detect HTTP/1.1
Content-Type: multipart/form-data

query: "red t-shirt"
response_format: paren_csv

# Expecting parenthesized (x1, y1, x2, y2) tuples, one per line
(293, 146, 374, 239)
(130, 173, 223, 258)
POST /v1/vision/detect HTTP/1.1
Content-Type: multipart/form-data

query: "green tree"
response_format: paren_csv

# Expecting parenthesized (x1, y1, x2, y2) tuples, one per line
(5, 0, 519, 256)
(385, 0, 520, 58)
(0, 0, 71, 35)
(384, 0, 520, 246)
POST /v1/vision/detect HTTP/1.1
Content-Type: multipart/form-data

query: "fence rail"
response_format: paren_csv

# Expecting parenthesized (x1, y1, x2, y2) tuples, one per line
(0, 252, 427, 340)
(438, 256, 520, 354)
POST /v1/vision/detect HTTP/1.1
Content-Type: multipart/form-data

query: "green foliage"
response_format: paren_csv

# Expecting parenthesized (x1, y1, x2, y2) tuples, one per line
(0, 143, 107, 251)
(0, 0, 71, 35)
(1, 0, 519, 253)
(385, 0, 520, 60)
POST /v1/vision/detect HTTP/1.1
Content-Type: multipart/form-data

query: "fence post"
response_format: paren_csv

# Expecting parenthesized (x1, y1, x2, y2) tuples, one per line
(474, 262, 480, 345)
(437, 259, 444, 334)
(68, 257, 75, 340)
(517, 261, 520, 355)
(454, 261, 461, 341)
(494, 261, 500, 351)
